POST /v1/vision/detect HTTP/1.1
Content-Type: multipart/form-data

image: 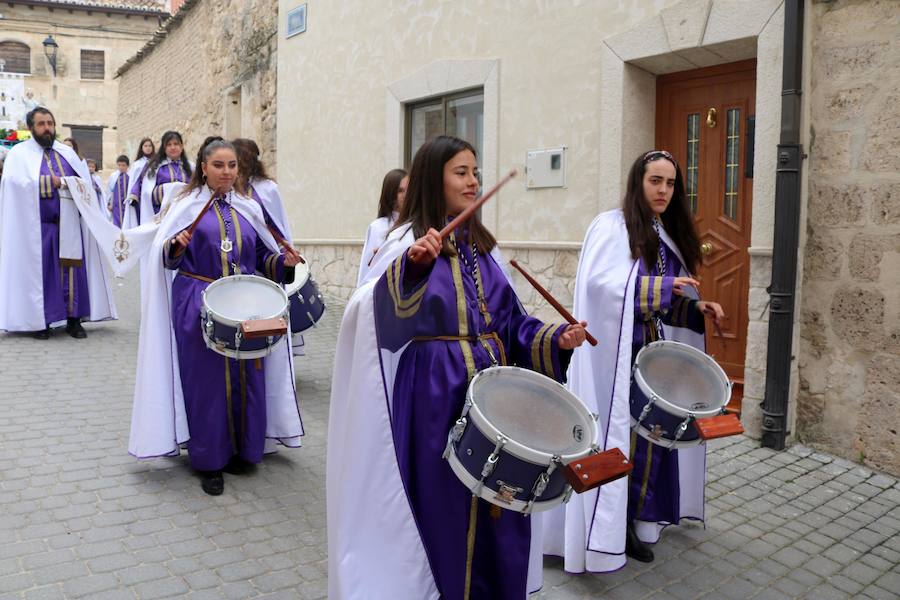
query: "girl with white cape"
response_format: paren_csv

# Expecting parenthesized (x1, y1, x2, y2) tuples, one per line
(129, 139, 304, 496)
(356, 168, 407, 286)
(127, 131, 192, 227)
(543, 150, 725, 571)
(327, 136, 588, 599)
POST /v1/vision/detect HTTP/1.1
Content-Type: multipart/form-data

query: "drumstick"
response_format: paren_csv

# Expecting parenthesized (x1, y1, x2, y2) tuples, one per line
(409, 169, 517, 261)
(509, 260, 598, 347)
(184, 195, 216, 237)
(266, 224, 306, 265)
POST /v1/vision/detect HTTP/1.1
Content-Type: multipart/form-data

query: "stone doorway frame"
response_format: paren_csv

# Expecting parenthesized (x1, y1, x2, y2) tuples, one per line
(597, 0, 788, 438)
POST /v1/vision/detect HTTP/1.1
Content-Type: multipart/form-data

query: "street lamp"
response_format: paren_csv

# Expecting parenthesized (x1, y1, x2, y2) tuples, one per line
(42, 35, 59, 77)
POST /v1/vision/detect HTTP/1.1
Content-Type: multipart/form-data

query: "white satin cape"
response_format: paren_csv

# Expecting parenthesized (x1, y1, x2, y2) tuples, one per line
(0, 139, 117, 332)
(133, 158, 193, 227)
(355, 214, 395, 287)
(541, 209, 707, 573)
(328, 224, 543, 599)
(120, 157, 146, 229)
(128, 186, 304, 459)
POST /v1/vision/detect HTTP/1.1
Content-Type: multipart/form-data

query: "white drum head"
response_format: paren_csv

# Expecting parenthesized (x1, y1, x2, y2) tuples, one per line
(471, 367, 593, 457)
(204, 275, 288, 323)
(635, 341, 729, 416)
(284, 259, 311, 295)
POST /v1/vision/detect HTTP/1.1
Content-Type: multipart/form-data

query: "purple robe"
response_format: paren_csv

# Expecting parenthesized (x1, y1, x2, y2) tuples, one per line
(628, 240, 705, 524)
(163, 196, 289, 472)
(374, 229, 571, 600)
(38, 149, 90, 325)
(129, 159, 189, 216)
(111, 172, 130, 227)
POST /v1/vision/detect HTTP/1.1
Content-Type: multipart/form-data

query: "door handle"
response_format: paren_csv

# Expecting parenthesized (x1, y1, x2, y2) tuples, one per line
(701, 242, 714, 255)
(706, 107, 717, 128)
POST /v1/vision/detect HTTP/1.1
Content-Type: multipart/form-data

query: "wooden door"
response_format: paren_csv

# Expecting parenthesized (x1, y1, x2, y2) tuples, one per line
(656, 59, 756, 411)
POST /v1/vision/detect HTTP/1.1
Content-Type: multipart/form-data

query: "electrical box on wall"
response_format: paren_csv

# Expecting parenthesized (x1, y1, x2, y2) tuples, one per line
(525, 147, 566, 189)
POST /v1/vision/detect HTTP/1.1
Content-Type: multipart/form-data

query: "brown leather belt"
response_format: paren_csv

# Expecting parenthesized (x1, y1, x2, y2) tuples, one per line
(178, 270, 216, 283)
(411, 331, 507, 365)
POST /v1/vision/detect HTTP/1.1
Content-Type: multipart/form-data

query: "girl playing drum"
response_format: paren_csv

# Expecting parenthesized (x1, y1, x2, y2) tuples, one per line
(543, 150, 724, 571)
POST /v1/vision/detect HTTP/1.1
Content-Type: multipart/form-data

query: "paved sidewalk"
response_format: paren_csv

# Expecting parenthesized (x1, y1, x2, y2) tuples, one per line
(1, 276, 898, 599)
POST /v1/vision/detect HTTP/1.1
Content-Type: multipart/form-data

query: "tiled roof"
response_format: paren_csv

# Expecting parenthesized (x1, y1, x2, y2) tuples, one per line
(9, 0, 169, 15)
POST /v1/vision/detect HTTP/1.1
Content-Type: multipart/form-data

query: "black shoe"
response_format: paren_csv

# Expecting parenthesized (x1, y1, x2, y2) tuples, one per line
(200, 471, 224, 495)
(222, 456, 255, 475)
(33, 328, 51, 340)
(625, 521, 654, 563)
(66, 319, 87, 339)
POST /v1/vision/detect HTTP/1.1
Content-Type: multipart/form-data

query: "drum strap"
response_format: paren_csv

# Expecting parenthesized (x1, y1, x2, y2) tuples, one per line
(178, 270, 216, 283)
(411, 332, 507, 366)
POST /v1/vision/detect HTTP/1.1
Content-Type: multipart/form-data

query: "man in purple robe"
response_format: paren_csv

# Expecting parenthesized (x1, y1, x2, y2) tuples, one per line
(0, 107, 116, 338)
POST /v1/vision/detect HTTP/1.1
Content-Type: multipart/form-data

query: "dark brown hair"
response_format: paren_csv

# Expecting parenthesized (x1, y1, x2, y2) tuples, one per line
(134, 137, 155, 161)
(63, 137, 81, 158)
(147, 131, 192, 178)
(232, 138, 272, 195)
(180, 136, 233, 198)
(396, 135, 495, 256)
(622, 151, 700, 274)
(377, 169, 408, 219)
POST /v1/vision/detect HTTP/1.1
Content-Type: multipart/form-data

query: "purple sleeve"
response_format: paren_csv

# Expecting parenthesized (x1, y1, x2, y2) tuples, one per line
(508, 311, 572, 384)
(634, 275, 675, 318)
(162, 237, 185, 271)
(374, 252, 432, 352)
(256, 235, 293, 284)
(664, 296, 706, 334)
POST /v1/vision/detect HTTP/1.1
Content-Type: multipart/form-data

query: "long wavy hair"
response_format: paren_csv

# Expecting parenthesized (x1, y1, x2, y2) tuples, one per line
(180, 136, 233, 198)
(232, 138, 272, 195)
(623, 151, 700, 274)
(134, 137, 155, 161)
(396, 135, 496, 256)
(147, 131, 192, 178)
(377, 168, 407, 219)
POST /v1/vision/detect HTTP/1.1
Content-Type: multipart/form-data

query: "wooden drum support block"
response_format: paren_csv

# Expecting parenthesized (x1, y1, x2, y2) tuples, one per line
(694, 413, 744, 441)
(241, 318, 288, 339)
(563, 448, 633, 494)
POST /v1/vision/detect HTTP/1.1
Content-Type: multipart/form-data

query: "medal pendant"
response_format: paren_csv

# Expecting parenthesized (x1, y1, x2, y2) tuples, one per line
(220, 238, 233, 253)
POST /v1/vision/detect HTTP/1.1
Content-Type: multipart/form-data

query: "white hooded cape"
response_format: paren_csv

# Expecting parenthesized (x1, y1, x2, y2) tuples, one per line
(0, 139, 117, 332)
(542, 209, 706, 573)
(328, 224, 543, 599)
(355, 214, 395, 287)
(128, 186, 304, 459)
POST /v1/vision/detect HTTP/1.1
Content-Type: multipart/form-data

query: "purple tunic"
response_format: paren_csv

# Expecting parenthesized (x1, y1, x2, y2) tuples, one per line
(163, 196, 289, 472)
(129, 159, 189, 216)
(38, 149, 90, 325)
(374, 229, 571, 600)
(628, 240, 705, 524)
(111, 172, 130, 227)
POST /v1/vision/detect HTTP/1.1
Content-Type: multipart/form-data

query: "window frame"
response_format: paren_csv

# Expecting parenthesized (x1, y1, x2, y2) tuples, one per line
(0, 40, 32, 75)
(404, 86, 483, 169)
(80, 49, 106, 81)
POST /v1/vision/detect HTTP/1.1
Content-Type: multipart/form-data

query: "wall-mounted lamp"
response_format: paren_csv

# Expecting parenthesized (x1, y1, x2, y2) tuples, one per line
(42, 35, 59, 77)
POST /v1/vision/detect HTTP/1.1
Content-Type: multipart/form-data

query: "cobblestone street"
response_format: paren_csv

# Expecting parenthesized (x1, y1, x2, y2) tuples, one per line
(1, 274, 898, 599)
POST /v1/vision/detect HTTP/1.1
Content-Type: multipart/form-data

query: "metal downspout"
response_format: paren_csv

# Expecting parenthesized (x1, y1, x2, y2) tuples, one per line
(762, 0, 805, 450)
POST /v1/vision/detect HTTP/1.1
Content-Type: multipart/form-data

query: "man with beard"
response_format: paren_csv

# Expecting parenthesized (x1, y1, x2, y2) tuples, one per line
(0, 107, 116, 338)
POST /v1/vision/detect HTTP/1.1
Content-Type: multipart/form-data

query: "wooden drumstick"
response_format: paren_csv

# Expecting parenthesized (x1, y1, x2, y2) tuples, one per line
(409, 169, 518, 261)
(509, 260, 598, 347)
(266, 224, 305, 265)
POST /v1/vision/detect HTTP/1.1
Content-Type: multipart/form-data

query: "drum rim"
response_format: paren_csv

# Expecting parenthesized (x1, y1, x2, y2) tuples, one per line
(202, 274, 289, 327)
(630, 416, 704, 449)
(284, 258, 312, 294)
(633, 340, 731, 418)
(466, 365, 597, 464)
(201, 325, 282, 359)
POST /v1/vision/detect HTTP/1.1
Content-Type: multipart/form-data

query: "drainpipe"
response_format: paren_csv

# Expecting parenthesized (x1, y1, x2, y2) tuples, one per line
(762, 0, 805, 451)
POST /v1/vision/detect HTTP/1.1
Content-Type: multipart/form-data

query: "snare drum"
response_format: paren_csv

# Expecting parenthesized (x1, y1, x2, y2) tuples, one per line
(630, 340, 732, 449)
(444, 366, 597, 514)
(201, 274, 289, 359)
(285, 259, 325, 333)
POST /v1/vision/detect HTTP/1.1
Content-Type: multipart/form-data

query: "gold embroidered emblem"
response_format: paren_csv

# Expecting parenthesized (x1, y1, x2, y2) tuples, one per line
(113, 232, 130, 263)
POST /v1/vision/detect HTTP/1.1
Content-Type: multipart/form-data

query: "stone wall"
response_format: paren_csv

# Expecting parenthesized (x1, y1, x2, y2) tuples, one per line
(116, 0, 277, 172)
(302, 242, 579, 323)
(798, 0, 900, 474)
(0, 2, 163, 170)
